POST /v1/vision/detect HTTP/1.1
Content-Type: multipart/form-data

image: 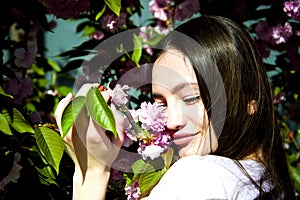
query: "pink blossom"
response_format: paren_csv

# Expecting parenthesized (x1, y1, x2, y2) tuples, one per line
(174, 0, 200, 21)
(139, 26, 154, 55)
(108, 84, 130, 105)
(149, 0, 172, 21)
(125, 180, 141, 200)
(284, 0, 300, 20)
(270, 22, 293, 44)
(255, 20, 293, 44)
(154, 20, 171, 35)
(15, 41, 40, 68)
(152, 131, 172, 149)
(136, 102, 167, 132)
(137, 131, 172, 160)
(138, 144, 164, 160)
(100, 12, 127, 33)
(124, 119, 138, 147)
(89, 30, 105, 40)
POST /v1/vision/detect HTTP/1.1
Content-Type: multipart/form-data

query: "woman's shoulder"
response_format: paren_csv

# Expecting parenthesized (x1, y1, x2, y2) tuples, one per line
(173, 154, 264, 174)
(146, 155, 266, 199)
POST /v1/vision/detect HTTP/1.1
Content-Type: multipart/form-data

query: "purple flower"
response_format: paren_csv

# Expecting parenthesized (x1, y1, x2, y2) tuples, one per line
(15, 41, 40, 68)
(154, 20, 171, 35)
(255, 20, 293, 44)
(124, 119, 138, 147)
(152, 131, 172, 149)
(284, 0, 300, 20)
(174, 0, 200, 21)
(108, 84, 130, 105)
(149, 0, 172, 21)
(136, 102, 167, 132)
(125, 180, 141, 200)
(29, 112, 42, 124)
(90, 30, 105, 40)
(270, 22, 293, 44)
(2, 73, 34, 105)
(100, 12, 127, 33)
(255, 20, 271, 42)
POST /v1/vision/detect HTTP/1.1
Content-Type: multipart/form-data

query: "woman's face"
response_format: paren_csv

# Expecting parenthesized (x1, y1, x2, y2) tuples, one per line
(152, 49, 217, 158)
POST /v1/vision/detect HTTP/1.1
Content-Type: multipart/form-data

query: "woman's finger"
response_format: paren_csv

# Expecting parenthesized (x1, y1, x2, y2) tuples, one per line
(111, 104, 125, 147)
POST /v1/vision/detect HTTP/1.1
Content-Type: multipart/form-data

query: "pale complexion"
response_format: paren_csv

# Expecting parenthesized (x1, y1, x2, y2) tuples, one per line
(152, 49, 218, 157)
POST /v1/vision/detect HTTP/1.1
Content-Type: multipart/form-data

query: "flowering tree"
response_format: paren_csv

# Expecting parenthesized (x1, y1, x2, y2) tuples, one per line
(0, 0, 300, 199)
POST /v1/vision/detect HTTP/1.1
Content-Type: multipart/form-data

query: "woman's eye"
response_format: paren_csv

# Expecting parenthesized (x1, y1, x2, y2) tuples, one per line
(155, 101, 167, 107)
(183, 96, 201, 104)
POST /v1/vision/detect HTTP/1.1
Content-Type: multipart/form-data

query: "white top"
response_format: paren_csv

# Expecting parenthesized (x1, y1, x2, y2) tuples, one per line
(144, 155, 269, 200)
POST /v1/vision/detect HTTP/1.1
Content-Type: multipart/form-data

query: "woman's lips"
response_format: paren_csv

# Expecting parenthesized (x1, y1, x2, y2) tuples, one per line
(172, 133, 197, 146)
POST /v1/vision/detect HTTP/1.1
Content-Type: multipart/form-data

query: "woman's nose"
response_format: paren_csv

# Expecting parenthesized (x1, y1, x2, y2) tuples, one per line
(166, 101, 186, 131)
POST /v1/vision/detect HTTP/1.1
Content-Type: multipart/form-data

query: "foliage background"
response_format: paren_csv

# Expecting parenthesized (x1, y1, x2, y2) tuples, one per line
(0, 0, 300, 199)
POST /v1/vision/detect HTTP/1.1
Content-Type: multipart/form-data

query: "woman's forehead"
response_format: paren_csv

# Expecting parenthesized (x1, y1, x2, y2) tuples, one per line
(152, 49, 197, 86)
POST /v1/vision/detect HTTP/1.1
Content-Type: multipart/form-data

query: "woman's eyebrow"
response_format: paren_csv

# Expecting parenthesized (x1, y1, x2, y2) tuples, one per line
(171, 82, 199, 94)
(152, 82, 199, 98)
(152, 93, 164, 99)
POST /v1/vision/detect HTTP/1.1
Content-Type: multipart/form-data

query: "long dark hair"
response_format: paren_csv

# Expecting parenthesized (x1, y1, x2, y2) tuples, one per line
(157, 15, 295, 199)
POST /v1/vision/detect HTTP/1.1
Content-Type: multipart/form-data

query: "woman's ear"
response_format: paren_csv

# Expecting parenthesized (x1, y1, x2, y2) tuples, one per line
(247, 100, 258, 115)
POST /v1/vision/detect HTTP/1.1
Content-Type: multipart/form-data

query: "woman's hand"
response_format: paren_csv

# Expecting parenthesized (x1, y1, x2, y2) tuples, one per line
(54, 83, 125, 200)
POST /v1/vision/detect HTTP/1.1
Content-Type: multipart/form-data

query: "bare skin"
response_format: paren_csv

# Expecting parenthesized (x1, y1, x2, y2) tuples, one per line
(152, 49, 218, 157)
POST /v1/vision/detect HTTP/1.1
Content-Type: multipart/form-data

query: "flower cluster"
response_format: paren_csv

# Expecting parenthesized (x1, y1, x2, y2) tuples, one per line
(284, 0, 300, 20)
(2, 72, 34, 105)
(100, 11, 127, 33)
(14, 41, 40, 68)
(149, 0, 200, 31)
(132, 102, 172, 160)
(149, 0, 199, 22)
(255, 20, 293, 45)
(124, 180, 141, 200)
(108, 84, 173, 160)
(107, 84, 174, 199)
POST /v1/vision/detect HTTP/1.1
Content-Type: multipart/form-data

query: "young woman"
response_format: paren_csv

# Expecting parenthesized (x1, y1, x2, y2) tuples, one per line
(54, 16, 295, 199)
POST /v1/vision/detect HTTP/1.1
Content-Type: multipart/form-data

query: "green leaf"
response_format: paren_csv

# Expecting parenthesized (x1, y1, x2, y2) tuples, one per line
(61, 96, 86, 137)
(139, 163, 165, 195)
(131, 34, 143, 67)
(86, 87, 117, 137)
(34, 126, 64, 174)
(0, 113, 13, 135)
(56, 86, 74, 97)
(125, 159, 147, 187)
(95, 4, 107, 21)
(32, 64, 45, 75)
(161, 148, 174, 169)
(48, 59, 61, 72)
(289, 163, 300, 191)
(0, 86, 13, 98)
(104, 0, 121, 16)
(2, 108, 34, 134)
(82, 25, 96, 37)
